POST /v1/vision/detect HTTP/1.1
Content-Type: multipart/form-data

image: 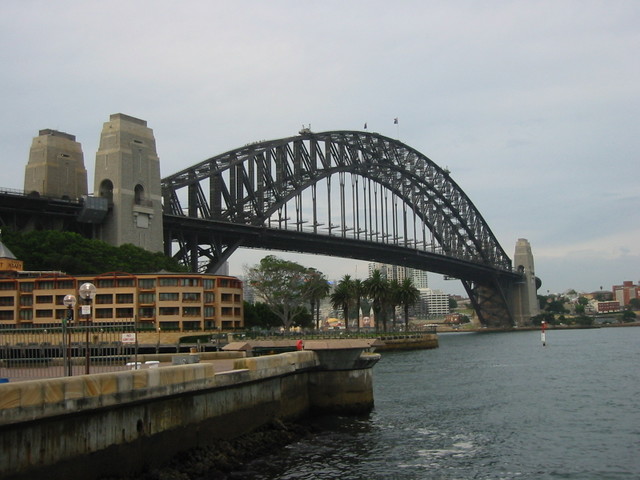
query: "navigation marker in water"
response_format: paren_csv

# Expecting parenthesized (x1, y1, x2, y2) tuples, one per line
(541, 320, 547, 346)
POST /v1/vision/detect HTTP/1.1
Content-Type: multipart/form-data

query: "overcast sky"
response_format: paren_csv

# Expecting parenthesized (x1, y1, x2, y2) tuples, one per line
(1, 1, 638, 295)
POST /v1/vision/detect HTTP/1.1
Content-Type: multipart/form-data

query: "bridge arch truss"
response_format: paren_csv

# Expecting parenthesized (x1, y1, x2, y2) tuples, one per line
(161, 130, 520, 326)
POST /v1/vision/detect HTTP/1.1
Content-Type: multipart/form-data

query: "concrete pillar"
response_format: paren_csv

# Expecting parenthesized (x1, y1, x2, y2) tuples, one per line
(512, 238, 540, 326)
(93, 113, 163, 252)
(24, 129, 88, 200)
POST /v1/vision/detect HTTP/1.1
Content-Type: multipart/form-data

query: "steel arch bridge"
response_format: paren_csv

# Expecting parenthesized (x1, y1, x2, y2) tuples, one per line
(161, 130, 524, 327)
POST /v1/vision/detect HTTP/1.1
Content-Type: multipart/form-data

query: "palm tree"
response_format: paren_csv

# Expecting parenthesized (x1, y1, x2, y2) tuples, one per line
(353, 279, 364, 332)
(397, 278, 420, 331)
(330, 275, 354, 331)
(364, 270, 389, 332)
(303, 268, 330, 331)
(389, 279, 401, 331)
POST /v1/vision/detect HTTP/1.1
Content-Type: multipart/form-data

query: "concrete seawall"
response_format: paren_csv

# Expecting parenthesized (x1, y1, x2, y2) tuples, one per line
(0, 349, 380, 480)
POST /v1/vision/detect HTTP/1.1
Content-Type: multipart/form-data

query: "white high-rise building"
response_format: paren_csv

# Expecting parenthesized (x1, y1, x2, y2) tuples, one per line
(367, 262, 428, 288)
(416, 288, 449, 318)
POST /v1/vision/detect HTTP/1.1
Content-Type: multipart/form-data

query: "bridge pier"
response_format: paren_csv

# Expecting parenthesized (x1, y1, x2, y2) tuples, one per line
(511, 238, 540, 326)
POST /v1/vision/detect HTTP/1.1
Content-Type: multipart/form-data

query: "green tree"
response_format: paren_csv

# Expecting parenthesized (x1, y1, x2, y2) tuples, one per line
(574, 314, 594, 326)
(243, 301, 282, 330)
(364, 270, 390, 332)
(245, 255, 312, 330)
(303, 268, 330, 330)
(352, 279, 364, 332)
(628, 298, 640, 310)
(330, 275, 354, 331)
(3, 229, 185, 273)
(448, 297, 458, 310)
(397, 278, 420, 331)
(620, 310, 636, 323)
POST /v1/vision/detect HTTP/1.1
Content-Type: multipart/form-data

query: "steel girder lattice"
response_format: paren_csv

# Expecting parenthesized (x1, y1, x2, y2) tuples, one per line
(161, 130, 518, 326)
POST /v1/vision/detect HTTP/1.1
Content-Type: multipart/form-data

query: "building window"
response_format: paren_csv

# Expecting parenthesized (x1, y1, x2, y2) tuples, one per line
(180, 278, 199, 287)
(159, 292, 179, 301)
(57, 280, 74, 289)
(36, 281, 55, 290)
(0, 311, 14, 320)
(95, 308, 113, 319)
(204, 306, 214, 317)
(139, 293, 155, 304)
(203, 279, 214, 290)
(36, 295, 53, 304)
(20, 296, 33, 306)
(138, 307, 155, 319)
(116, 278, 135, 288)
(36, 309, 53, 318)
(159, 307, 179, 316)
(159, 321, 179, 331)
(20, 282, 34, 292)
(0, 282, 16, 290)
(159, 278, 179, 287)
(139, 278, 156, 289)
(19, 310, 33, 320)
(204, 292, 215, 303)
(96, 294, 113, 305)
(182, 292, 201, 302)
(0, 296, 14, 306)
(221, 293, 232, 302)
(182, 307, 201, 317)
(116, 308, 134, 319)
(116, 293, 134, 304)
(97, 279, 114, 288)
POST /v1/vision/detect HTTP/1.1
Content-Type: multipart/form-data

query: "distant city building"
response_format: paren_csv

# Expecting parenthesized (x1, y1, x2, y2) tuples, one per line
(613, 281, 639, 306)
(367, 262, 428, 288)
(588, 300, 620, 314)
(416, 288, 450, 318)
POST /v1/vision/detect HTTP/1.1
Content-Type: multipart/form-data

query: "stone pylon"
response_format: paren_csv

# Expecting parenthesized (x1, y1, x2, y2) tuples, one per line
(93, 113, 163, 252)
(24, 129, 88, 200)
(512, 238, 540, 326)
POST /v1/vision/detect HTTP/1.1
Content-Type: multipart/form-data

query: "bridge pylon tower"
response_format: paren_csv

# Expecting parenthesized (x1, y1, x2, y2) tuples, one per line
(93, 114, 164, 252)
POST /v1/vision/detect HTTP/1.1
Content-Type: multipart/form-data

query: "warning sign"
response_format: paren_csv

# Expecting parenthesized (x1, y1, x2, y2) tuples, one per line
(121, 333, 136, 344)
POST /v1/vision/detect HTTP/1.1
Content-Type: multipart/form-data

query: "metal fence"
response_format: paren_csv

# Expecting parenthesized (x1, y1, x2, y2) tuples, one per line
(0, 324, 141, 382)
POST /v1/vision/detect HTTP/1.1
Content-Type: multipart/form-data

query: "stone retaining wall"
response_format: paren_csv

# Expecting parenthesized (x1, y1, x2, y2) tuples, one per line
(0, 350, 377, 480)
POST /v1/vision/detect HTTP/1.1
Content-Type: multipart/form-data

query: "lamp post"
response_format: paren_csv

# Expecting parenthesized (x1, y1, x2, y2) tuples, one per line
(78, 282, 96, 375)
(62, 294, 76, 376)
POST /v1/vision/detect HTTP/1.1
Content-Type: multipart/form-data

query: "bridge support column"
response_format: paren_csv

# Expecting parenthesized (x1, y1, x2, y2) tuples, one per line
(511, 238, 540, 326)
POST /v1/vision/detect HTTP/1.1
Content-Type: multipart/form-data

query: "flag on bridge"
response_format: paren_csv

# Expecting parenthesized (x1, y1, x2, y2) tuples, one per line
(394, 117, 398, 124)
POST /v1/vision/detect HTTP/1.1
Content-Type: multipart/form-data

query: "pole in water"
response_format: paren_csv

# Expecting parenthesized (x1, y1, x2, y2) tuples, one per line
(541, 320, 547, 347)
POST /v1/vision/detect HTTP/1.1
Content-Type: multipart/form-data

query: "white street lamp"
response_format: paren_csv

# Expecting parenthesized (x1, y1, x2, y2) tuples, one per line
(62, 294, 76, 376)
(78, 282, 96, 374)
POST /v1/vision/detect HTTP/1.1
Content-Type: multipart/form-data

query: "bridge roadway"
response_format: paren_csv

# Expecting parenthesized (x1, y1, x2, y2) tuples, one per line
(0, 190, 517, 284)
(163, 214, 521, 284)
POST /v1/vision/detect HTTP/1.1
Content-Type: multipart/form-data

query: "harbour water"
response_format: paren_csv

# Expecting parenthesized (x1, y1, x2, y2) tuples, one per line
(240, 327, 640, 479)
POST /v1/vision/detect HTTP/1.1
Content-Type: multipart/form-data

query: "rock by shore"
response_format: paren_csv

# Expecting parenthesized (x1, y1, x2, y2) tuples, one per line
(103, 420, 313, 480)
